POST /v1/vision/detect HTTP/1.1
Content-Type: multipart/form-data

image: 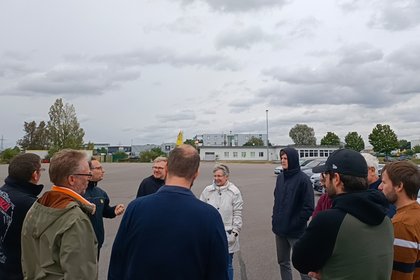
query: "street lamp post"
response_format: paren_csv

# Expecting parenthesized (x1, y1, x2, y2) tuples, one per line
(266, 109, 269, 161)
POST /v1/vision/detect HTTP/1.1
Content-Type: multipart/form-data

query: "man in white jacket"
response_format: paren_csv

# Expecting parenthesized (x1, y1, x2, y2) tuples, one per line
(200, 164, 243, 280)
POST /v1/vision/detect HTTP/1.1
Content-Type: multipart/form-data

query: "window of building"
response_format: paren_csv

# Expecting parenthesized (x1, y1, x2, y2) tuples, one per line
(224, 152, 229, 158)
(250, 152, 255, 157)
(309, 150, 314, 157)
(259, 152, 264, 157)
(241, 152, 246, 158)
(233, 152, 238, 158)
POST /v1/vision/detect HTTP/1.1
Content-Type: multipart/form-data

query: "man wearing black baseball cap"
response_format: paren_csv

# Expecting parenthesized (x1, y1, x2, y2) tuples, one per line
(292, 149, 394, 279)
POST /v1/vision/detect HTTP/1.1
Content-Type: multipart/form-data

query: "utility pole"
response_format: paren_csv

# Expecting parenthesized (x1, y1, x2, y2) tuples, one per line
(266, 110, 269, 161)
(0, 135, 5, 151)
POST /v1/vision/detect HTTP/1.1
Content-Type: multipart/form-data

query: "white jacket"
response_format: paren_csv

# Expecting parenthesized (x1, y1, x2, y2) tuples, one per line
(200, 181, 243, 253)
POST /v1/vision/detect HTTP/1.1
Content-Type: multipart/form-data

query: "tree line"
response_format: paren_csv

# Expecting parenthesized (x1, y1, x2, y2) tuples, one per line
(1, 100, 419, 162)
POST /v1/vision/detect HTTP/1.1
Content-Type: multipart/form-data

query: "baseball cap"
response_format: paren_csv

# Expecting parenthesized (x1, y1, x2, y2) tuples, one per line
(312, 149, 368, 178)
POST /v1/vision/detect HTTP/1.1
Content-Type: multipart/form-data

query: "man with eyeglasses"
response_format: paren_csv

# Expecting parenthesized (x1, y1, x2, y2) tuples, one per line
(136, 156, 167, 198)
(84, 159, 124, 258)
(292, 148, 393, 280)
(0, 153, 44, 280)
(21, 149, 98, 279)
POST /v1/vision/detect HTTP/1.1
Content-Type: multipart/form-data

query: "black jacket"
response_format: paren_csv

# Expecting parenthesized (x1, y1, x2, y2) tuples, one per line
(83, 181, 116, 248)
(292, 190, 393, 279)
(272, 147, 314, 238)
(0, 177, 43, 280)
(136, 175, 165, 198)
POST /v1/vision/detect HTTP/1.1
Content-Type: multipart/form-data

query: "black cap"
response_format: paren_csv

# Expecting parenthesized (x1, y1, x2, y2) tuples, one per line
(312, 149, 368, 178)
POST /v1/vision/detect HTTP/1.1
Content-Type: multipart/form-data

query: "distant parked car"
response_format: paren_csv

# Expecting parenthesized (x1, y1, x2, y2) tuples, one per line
(301, 159, 326, 177)
(274, 166, 283, 175)
(310, 173, 323, 194)
(274, 158, 318, 175)
(378, 163, 384, 175)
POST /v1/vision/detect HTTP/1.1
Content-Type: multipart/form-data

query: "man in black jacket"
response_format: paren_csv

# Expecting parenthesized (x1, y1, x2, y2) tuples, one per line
(0, 153, 44, 280)
(272, 147, 314, 280)
(292, 149, 393, 279)
(83, 159, 124, 258)
(136, 156, 167, 198)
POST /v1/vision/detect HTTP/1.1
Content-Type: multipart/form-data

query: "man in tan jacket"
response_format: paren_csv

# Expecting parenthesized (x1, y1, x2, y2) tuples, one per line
(21, 149, 98, 280)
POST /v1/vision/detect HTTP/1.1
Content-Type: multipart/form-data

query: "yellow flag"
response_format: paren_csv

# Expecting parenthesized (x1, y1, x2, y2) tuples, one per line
(176, 130, 183, 147)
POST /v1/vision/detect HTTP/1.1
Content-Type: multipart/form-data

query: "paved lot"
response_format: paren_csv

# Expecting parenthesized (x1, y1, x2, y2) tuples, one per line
(1, 162, 319, 280)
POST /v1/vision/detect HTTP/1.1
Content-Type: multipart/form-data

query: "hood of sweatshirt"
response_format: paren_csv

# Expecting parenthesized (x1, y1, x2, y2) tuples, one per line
(333, 189, 389, 225)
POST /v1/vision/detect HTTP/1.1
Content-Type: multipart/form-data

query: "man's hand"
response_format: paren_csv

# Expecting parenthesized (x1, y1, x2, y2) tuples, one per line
(114, 204, 125, 216)
(308, 271, 321, 279)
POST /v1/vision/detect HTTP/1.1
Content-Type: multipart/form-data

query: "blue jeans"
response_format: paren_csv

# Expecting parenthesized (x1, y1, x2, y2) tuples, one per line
(228, 253, 234, 280)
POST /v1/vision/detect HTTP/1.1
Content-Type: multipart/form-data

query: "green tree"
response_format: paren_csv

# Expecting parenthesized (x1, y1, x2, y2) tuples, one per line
(18, 120, 50, 150)
(344, 132, 365, 152)
(320, 132, 340, 146)
(112, 151, 128, 162)
(289, 124, 316, 145)
(184, 139, 197, 147)
(47, 98, 85, 155)
(368, 124, 398, 155)
(243, 136, 264, 146)
(0, 147, 21, 163)
(398, 139, 411, 150)
(413, 145, 420, 153)
(139, 147, 166, 162)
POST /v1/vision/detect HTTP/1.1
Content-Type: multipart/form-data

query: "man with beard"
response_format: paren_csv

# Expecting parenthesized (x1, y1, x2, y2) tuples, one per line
(292, 149, 393, 279)
(379, 161, 420, 280)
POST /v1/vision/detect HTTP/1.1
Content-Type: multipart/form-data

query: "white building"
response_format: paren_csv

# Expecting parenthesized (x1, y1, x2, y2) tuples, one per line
(195, 133, 268, 147)
(199, 145, 339, 162)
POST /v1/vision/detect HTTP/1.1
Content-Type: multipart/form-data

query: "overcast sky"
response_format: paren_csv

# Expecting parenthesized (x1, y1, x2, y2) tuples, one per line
(1, 0, 420, 148)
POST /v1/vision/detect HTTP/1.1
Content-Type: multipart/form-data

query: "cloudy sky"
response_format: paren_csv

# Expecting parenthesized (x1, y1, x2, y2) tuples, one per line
(1, 0, 420, 148)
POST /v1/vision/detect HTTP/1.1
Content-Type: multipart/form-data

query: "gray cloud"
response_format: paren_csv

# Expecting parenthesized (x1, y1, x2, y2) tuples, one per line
(156, 110, 196, 122)
(387, 42, 420, 71)
(368, 0, 420, 31)
(180, 0, 288, 12)
(338, 44, 383, 65)
(1, 62, 141, 97)
(215, 26, 272, 50)
(261, 43, 420, 107)
(95, 48, 240, 71)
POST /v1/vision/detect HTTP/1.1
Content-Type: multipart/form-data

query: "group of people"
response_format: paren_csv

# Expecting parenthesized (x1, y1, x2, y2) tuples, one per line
(0, 145, 243, 280)
(274, 147, 420, 280)
(0, 150, 126, 279)
(1, 144, 419, 280)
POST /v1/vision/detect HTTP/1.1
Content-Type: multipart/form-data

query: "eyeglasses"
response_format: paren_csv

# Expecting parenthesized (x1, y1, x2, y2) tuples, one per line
(72, 173, 93, 178)
(152, 166, 164, 170)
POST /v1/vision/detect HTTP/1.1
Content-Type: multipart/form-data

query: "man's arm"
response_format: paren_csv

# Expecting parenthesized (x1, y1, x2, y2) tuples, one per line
(301, 177, 315, 221)
(292, 210, 342, 274)
(232, 189, 243, 234)
(59, 217, 98, 280)
(207, 211, 229, 280)
(392, 221, 419, 279)
(108, 204, 133, 280)
(102, 191, 117, 218)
